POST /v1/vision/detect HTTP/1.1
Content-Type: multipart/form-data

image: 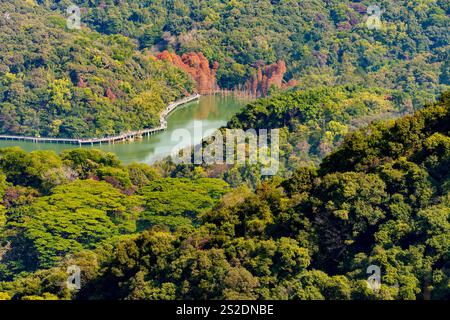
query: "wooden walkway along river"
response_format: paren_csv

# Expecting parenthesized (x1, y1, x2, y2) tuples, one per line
(0, 93, 201, 146)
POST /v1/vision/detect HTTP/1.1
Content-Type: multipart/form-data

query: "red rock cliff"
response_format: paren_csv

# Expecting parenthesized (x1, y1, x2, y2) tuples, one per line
(244, 60, 292, 97)
(157, 51, 218, 94)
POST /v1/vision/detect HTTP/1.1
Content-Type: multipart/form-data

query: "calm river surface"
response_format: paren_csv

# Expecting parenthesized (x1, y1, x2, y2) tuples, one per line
(0, 95, 249, 164)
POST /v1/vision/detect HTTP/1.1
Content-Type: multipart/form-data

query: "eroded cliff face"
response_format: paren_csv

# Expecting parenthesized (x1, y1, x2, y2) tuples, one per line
(244, 60, 295, 97)
(157, 51, 295, 97)
(157, 51, 218, 94)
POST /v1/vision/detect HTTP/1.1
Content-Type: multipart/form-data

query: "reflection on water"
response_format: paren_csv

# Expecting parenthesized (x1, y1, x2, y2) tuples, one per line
(0, 95, 249, 164)
(193, 95, 221, 119)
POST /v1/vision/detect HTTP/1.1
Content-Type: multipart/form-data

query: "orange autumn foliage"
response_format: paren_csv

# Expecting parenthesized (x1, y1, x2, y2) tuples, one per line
(244, 60, 294, 97)
(157, 51, 218, 94)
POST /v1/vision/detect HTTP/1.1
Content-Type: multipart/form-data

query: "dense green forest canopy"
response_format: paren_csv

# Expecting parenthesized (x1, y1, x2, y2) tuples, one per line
(0, 0, 449, 301)
(1, 0, 449, 138)
(0, 92, 448, 300)
(167, 85, 415, 183)
(0, 0, 195, 138)
(38, 0, 449, 105)
(0, 146, 229, 279)
(228, 85, 407, 170)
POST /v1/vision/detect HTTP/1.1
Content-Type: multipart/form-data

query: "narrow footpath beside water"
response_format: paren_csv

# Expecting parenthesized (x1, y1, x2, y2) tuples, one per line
(0, 95, 249, 164)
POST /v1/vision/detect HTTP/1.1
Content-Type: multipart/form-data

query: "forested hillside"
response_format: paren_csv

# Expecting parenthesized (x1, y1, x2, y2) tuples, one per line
(0, 0, 448, 302)
(0, 92, 448, 300)
(0, 147, 228, 279)
(167, 86, 413, 183)
(0, 0, 448, 138)
(38, 0, 449, 103)
(228, 86, 408, 170)
(0, 0, 194, 138)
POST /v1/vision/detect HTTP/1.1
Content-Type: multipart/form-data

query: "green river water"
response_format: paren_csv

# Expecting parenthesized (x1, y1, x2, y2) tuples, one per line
(0, 95, 249, 164)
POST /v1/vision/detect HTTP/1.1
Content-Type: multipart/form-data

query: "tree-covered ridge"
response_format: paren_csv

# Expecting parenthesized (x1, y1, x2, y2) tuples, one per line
(0, 92, 448, 300)
(0, 0, 195, 138)
(40, 0, 449, 105)
(227, 86, 407, 171)
(154, 86, 445, 189)
(0, 147, 230, 280)
(168, 86, 412, 185)
(320, 91, 450, 177)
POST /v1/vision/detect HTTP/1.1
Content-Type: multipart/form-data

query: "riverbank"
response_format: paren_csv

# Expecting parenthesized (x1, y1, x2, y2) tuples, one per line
(0, 93, 200, 146)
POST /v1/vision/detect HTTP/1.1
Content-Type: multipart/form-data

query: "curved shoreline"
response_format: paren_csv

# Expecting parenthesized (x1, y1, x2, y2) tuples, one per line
(0, 93, 200, 145)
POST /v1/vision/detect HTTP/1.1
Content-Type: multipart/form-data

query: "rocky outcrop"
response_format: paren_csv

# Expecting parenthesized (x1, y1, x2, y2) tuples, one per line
(157, 51, 218, 94)
(157, 52, 295, 97)
(244, 60, 294, 97)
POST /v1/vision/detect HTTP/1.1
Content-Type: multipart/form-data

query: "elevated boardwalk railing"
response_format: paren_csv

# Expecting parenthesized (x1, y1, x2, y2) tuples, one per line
(0, 93, 200, 146)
